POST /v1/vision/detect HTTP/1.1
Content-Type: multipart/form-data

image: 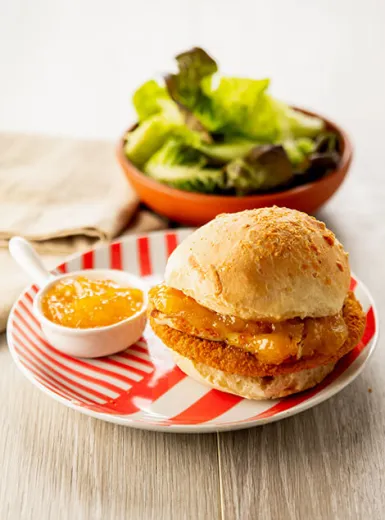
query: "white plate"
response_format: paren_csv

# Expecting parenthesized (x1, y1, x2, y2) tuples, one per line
(7, 229, 378, 433)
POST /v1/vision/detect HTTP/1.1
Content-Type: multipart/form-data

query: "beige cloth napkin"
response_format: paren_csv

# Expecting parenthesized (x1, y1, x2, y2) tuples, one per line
(0, 133, 167, 331)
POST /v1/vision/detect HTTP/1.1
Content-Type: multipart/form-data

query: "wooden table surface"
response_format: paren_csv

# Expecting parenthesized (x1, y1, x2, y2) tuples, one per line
(1, 143, 384, 519)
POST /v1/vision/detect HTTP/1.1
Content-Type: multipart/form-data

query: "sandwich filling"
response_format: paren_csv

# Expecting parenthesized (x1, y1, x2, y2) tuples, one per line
(149, 284, 359, 366)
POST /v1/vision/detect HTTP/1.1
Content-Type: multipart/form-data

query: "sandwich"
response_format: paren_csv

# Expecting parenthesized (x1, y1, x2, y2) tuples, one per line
(148, 207, 366, 399)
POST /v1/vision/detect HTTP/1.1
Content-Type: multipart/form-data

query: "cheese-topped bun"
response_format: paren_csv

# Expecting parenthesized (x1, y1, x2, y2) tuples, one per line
(165, 207, 350, 321)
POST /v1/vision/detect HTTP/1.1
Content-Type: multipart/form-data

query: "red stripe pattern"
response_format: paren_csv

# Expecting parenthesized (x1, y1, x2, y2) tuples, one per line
(137, 237, 152, 276)
(171, 390, 242, 424)
(7, 231, 378, 430)
(82, 251, 94, 269)
(110, 242, 122, 270)
(165, 232, 178, 257)
(56, 263, 67, 274)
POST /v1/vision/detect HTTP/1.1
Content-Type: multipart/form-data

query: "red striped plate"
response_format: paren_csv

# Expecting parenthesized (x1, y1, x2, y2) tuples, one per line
(7, 230, 378, 433)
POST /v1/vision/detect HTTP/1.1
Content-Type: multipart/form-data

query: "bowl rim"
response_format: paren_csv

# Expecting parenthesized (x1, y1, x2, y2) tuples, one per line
(116, 106, 353, 202)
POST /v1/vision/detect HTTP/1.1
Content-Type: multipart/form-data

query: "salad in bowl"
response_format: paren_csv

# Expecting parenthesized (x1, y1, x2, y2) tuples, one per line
(123, 47, 342, 196)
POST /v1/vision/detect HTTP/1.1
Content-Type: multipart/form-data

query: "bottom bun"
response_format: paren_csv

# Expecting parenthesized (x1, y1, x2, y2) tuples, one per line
(173, 352, 336, 400)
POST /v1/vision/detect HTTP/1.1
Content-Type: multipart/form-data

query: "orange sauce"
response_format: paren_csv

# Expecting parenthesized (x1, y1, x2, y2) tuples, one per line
(42, 276, 144, 329)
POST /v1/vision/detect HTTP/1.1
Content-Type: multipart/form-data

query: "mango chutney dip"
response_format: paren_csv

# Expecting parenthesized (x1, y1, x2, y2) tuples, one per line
(41, 276, 144, 329)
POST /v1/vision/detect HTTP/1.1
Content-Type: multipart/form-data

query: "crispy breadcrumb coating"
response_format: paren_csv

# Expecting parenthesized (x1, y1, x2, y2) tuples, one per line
(149, 292, 366, 377)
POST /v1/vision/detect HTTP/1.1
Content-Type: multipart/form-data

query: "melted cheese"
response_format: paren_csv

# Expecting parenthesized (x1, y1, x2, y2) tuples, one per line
(149, 284, 349, 366)
(150, 284, 301, 364)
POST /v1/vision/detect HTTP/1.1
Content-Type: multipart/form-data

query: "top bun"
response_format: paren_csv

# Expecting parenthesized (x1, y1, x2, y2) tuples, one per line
(165, 207, 350, 321)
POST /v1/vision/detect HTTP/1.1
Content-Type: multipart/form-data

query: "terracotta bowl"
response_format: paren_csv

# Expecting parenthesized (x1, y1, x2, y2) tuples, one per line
(116, 108, 353, 226)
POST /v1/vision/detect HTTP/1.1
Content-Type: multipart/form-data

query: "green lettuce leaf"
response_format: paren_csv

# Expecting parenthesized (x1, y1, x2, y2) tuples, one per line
(144, 137, 225, 193)
(313, 132, 340, 154)
(125, 104, 211, 167)
(129, 74, 211, 163)
(173, 103, 213, 143)
(133, 78, 210, 141)
(200, 76, 280, 140)
(305, 132, 340, 176)
(272, 99, 325, 139)
(164, 48, 218, 141)
(124, 115, 172, 167)
(282, 137, 315, 168)
(165, 47, 218, 108)
(287, 107, 325, 138)
(226, 145, 293, 195)
(197, 138, 258, 163)
(132, 80, 171, 122)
